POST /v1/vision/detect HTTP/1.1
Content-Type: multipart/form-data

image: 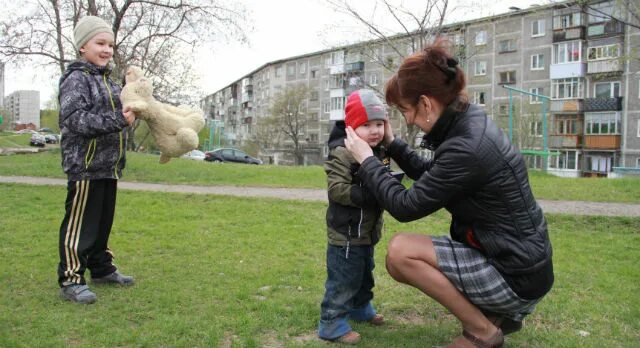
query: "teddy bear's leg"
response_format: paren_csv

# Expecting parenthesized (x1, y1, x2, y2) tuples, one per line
(159, 154, 172, 164)
(176, 128, 200, 151)
(125, 101, 149, 117)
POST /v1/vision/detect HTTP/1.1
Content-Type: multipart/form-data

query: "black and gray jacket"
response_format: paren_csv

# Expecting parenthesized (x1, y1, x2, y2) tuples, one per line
(58, 60, 128, 181)
(357, 98, 554, 300)
(324, 121, 390, 251)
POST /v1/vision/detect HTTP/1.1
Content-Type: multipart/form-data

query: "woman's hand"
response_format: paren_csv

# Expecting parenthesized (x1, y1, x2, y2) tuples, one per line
(122, 106, 136, 126)
(345, 126, 374, 164)
(383, 117, 395, 146)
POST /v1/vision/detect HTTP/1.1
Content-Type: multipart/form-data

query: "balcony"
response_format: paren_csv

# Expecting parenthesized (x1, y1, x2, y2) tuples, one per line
(329, 109, 344, 121)
(549, 134, 582, 148)
(330, 64, 345, 75)
(553, 27, 585, 42)
(550, 100, 583, 113)
(587, 59, 622, 75)
(583, 134, 621, 149)
(587, 20, 624, 38)
(329, 89, 345, 98)
(550, 62, 586, 79)
(344, 61, 364, 72)
(584, 97, 623, 112)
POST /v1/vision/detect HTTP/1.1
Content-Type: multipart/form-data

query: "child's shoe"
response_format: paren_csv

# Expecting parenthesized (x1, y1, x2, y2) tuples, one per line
(369, 314, 384, 326)
(60, 284, 97, 304)
(336, 331, 361, 345)
(92, 270, 134, 285)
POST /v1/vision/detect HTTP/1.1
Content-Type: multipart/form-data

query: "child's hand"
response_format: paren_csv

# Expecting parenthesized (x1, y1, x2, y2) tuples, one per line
(123, 106, 136, 126)
(345, 126, 374, 164)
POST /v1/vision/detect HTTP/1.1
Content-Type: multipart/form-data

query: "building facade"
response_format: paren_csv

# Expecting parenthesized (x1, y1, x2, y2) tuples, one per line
(202, 0, 640, 174)
(4, 90, 40, 129)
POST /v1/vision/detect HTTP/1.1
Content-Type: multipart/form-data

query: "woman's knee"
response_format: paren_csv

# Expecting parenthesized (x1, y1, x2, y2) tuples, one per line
(386, 232, 413, 262)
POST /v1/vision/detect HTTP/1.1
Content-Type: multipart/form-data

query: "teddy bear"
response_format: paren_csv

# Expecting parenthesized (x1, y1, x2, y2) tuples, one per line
(120, 66, 205, 164)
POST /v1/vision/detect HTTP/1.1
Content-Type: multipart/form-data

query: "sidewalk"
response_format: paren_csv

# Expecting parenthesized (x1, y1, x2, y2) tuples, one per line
(2, 175, 639, 217)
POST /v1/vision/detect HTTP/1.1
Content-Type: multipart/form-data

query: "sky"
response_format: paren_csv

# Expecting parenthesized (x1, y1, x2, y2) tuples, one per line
(2, 0, 548, 107)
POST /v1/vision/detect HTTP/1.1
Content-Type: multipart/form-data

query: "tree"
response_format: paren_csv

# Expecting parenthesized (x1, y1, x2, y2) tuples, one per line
(574, 0, 639, 30)
(0, 0, 249, 149)
(267, 85, 310, 165)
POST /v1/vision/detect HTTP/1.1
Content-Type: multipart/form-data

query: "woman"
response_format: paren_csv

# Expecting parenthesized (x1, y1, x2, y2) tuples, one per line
(344, 40, 554, 348)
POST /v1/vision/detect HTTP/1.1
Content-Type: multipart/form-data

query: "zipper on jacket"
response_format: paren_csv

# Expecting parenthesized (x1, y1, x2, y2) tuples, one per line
(357, 182, 364, 238)
(103, 73, 122, 179)
(84, 139, 97, 169)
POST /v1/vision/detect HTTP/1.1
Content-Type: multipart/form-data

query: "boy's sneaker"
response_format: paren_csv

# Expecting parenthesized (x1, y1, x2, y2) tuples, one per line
(369, 314, 384, 326)
(60, 284, 97, 304)
(336, 331, 361, 345)
(92, 271, 135, 285)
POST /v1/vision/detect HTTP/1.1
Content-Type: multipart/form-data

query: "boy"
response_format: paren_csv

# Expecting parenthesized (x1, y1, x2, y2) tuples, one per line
(319, 89, 390, 344)
(57, 16, 136, 304)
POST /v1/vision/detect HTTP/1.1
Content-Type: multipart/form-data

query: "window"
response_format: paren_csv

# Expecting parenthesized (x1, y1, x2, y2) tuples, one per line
(311, 70, 318, 78)
(275, 66, 283, 77)
(554, 115, 580, 134)
(585, 112, 620, 134)
(453, 33, 464, 45)
(474, 61, 487, 76)
(586, 155, 612, 173)
(552, 78, 583, 99)
(322, 101, 330, 114)
(287, 64, 296, 76)
(330, 97, 345, 111)
(553, 12, 582, 30)
(594, 82, 620, 98)
(475, 30, 487, 45)
(310, 90, 319, 101)
(499, 71, 516, 84)
(330, 51, 344, 65)
(309, 133, 319, 143)
(550, 151, 578, 170)
(498, 39, 516, 53)
(532, 19, 545, 37)
(554, 41, 582, 63)
(370, 47, 382, 62)
(369, 73, 379, 86)
(473, 91, 486, 105)
(636, 158, 640, 167)
(531, 54, 545, 70)
(530, 87, 544, 104)
(530, 120, 543, 137)
(324, 79, 330, 90)
(498, 104, 509, 115)
(637, 119, 640, 137)
(587, 44, 620, 60)
(299, 62, 306, 74)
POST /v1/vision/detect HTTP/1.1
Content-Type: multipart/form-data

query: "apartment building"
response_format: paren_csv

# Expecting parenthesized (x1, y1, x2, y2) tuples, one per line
(3, 90, 40, 129)
(202, 0, 640, 174)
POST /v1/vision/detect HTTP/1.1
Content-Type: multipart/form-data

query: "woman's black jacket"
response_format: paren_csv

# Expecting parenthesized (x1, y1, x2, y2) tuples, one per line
(358, 100, 553, 299)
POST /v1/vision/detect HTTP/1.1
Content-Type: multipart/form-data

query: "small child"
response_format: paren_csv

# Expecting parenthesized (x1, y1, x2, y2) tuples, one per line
(57, 16, 136, 304)
(319, 89, 390, 344)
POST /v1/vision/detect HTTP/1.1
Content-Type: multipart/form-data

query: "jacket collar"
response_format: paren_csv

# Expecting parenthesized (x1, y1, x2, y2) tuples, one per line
(420, 96, 469, 150)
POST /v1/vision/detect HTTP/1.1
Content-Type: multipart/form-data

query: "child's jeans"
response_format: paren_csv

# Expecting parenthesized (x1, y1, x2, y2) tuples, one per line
(318, 244, 378, 340)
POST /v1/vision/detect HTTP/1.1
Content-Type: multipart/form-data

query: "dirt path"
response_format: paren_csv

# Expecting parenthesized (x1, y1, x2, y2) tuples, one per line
(2, 175, 639, 217)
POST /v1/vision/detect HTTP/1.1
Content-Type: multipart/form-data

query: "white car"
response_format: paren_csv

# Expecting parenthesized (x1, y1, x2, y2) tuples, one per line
(181, 150, 206, 161)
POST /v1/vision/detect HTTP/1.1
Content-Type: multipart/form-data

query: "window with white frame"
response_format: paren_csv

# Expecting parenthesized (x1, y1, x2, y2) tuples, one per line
(311, 70, 318, 78)
(553, 12, 582, 30)
(532, 19, 545, 37)
(554, 41, 582, 63)
(554, 115, 580, 134)
(594, 81, 620, 98)
(636, 157, 640, 167)
(585, 155, 612, 173)
(637, 119, 640, 137)
(499, 71, 516, 84)
(585, 112, 620, 134)
(287, 64, 296, 76)
(498, 39, 516, 53)
(530, 120, 543, 137)
(472, 91, 486, 105)
(531, 54, 545, 70)
(299, 62, 306, 74)
(530, 87, 544, 104)
(552, 78, 583, 99)
(549, 150, 578, 170)
(322, 101, 330, 114)
(587, 44, 620, 60)
(330, 97, 345, 111)
(475, 30, 487, 45)
(330, 51, 344, 65)
(369, 73, 379, 86)
(324, 79, 330, 90)
(474, 61, 487, 76)
(275, 66, 283, 77)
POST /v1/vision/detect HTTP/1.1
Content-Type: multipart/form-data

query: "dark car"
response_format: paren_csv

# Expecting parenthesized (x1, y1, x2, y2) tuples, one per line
(205, 148, 262, 165)
(30, 134, 46, 147)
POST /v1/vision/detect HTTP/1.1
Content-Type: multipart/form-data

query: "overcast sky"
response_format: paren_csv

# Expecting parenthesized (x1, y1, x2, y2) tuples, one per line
(3, 0, 548, 106)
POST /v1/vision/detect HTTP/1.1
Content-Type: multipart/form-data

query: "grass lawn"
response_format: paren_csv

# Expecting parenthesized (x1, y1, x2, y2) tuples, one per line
(1, 183, 638, 347)
(0, 132, 31, 148)
(1, 150, 639, 203)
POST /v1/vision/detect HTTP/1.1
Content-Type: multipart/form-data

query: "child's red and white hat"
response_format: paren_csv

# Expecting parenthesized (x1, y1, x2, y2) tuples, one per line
(345, 89, 386, 130)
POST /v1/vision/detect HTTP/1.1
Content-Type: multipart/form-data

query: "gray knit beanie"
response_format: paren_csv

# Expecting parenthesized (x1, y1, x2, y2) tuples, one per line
(74, 16, 114, 50)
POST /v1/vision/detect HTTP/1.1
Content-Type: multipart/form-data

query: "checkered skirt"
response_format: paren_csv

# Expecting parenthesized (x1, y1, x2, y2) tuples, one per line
(432, 236, 540, 322)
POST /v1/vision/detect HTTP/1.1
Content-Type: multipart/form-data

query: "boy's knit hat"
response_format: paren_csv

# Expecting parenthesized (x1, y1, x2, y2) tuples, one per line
(74, 16, 114, 50)
(345, 89, 386, 130)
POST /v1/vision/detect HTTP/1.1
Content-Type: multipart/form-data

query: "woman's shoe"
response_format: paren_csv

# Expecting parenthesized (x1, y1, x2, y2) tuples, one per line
(369, 314, 385, 326)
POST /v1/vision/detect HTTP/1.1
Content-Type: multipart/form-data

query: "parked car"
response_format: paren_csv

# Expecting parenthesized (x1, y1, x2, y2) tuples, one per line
(181, 149, 206, 161)
(29, 134, 46, 147)
(44, 134, 59, 144)
(205, 148, 262, 165)
(38, 127, 53, 133)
